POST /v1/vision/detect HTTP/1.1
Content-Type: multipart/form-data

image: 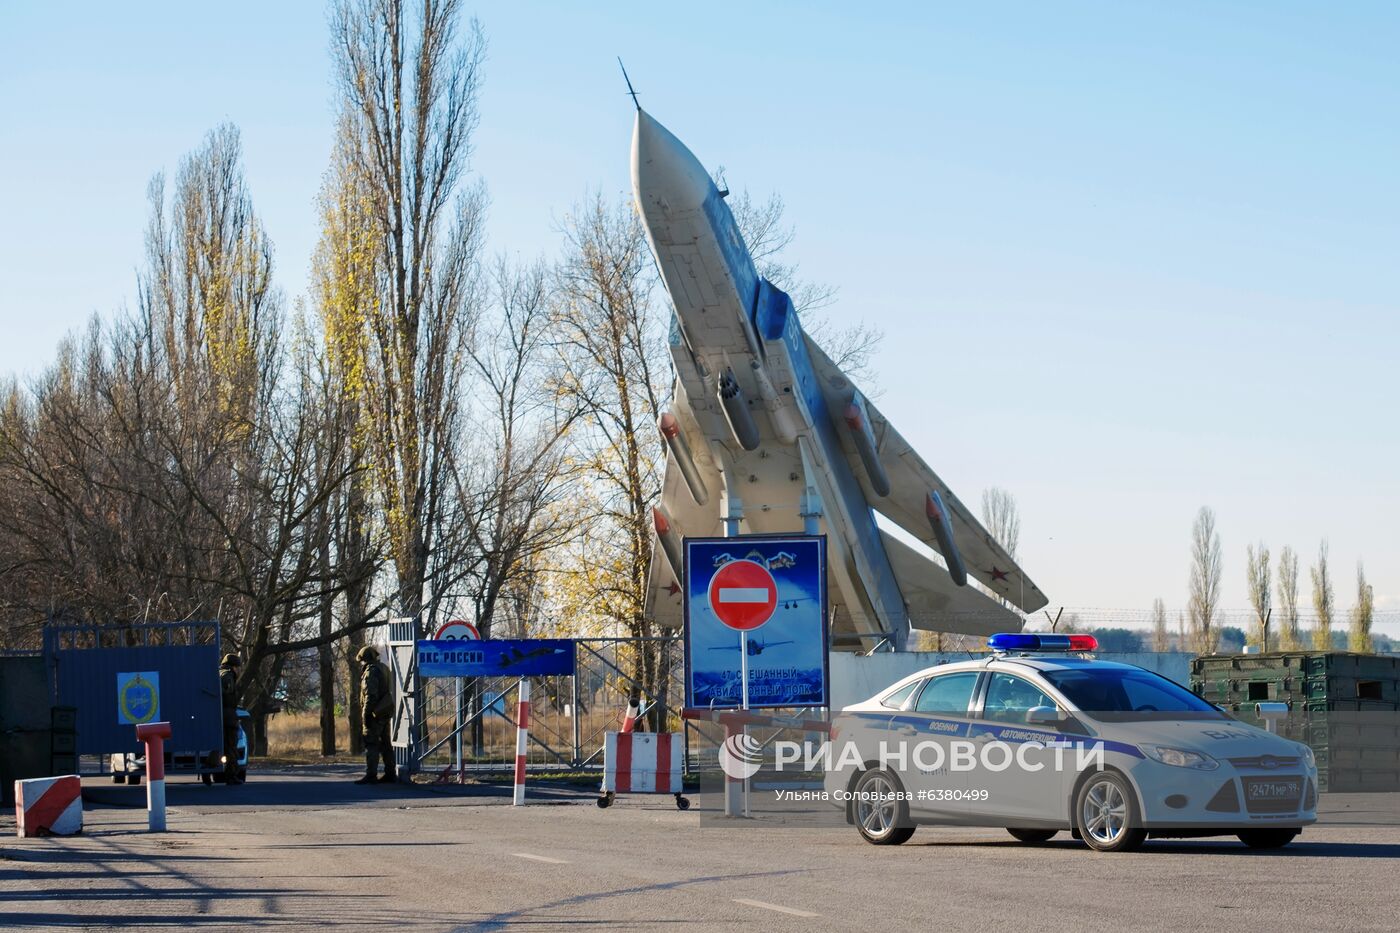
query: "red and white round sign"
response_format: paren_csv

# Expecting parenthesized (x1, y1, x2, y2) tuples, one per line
(434, 619, 480, 641)
(707, 560, 778, 631)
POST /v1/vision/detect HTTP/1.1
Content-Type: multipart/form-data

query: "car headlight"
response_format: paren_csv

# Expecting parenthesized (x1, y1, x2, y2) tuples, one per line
(1140, 744, 1219, 770)
(1297, 743, 1315, 767)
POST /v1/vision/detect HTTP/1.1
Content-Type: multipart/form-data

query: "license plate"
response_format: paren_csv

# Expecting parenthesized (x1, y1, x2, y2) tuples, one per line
(1244, 777, 1301, 812)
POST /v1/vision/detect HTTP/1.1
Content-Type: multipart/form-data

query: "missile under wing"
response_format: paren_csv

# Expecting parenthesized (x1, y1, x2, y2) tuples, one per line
(632, 108, 1047, 651)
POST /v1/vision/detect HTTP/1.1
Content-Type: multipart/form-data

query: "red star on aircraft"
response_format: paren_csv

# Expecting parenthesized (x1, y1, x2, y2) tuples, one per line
(986, 566, 1010, 582)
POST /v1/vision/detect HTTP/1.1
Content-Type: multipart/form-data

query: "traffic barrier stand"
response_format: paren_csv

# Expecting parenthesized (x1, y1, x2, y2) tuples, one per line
(598, 731, 689, 810)
(14, 774, 83, 837)
(682, 708, 832, 816)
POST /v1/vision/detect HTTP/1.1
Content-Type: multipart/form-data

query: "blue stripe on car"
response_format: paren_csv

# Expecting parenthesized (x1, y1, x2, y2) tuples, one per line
(841, 711, 1145, 758)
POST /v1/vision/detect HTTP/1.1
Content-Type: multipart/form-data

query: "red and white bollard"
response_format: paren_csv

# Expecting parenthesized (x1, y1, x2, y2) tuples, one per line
(512, 680, 530, 806)
(135, 721, 172, 831)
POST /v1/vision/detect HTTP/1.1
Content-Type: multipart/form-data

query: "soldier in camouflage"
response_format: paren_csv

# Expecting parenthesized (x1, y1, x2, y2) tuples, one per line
(355, 645, 397, 784)
(218, 653, 243, 785)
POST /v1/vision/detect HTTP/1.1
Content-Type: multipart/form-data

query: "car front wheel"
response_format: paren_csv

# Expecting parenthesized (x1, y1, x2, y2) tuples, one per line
(1076, 772, 1146, 853)
(1238, 829, 1298, 849)
(852, 768, 914, 846)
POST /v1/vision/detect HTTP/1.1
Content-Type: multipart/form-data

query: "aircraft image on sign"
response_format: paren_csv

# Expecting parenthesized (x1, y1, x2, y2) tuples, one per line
(633, 98, 1049, 651)
(499, 646, 568, 671)
(708, 637, 794, 657)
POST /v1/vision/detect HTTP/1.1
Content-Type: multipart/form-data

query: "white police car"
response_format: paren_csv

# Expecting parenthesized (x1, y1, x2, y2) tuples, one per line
(826, 634, 1317, 851)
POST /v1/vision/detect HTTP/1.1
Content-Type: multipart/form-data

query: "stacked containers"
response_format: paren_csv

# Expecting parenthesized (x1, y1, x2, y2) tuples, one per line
(1191, 652, 1400, 792)
(51, 705, 78, 776)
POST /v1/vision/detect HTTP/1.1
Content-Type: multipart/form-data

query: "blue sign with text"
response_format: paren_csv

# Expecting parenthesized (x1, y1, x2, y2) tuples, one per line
(416, 639, 575, 678)
(684, 535, 828, 709)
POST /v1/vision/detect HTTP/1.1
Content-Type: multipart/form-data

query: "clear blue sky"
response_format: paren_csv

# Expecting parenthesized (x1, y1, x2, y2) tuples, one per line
(2, 2, 1396, 631)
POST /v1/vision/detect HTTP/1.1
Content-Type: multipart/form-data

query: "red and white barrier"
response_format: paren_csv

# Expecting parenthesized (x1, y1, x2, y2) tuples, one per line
(14, 775, 82, 838)
(512, 679, 530, 806)
(602, 731, 682, 794)
(135, 722, 172, 832)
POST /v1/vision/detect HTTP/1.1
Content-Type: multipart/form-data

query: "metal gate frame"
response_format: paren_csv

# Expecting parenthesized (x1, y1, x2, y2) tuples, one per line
(387, 627, 700, 776)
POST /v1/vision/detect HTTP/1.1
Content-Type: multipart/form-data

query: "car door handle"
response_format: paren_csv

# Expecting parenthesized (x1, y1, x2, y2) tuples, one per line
(974, 732, 994, 743)
(895, 725, 917, 736)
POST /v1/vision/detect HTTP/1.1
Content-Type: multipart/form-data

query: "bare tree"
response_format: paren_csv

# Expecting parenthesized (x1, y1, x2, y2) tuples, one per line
(1188, 507, 1223, 654)
(979, 488, 1021, 560)
(1151, 598, 1169, 652)
(330, 0, 487, 625)
(451, 256, 584, 638)
(1245, 542, 1271, 651)
(1310, 540, 1333, 651)
(552, 195, 669, 725)
(0, 127, 376, 751)
(314, 111, 392, 753)
(1349, 561, 1374, 654)
(1276, 545, 1301, 650)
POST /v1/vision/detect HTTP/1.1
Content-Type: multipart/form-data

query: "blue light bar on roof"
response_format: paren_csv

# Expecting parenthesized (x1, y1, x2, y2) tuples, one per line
(988, 633, 1098, 652)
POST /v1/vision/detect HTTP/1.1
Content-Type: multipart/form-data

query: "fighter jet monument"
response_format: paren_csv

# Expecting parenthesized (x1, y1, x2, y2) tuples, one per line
(634, 107, 1047, 651)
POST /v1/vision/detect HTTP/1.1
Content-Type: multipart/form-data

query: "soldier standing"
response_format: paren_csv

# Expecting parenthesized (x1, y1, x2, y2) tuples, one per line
(218, 653, 243, 785)
(356, 646, 397, 784)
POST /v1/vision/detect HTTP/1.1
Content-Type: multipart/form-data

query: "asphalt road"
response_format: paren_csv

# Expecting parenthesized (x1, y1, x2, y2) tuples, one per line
(3, 766, 1398, 932)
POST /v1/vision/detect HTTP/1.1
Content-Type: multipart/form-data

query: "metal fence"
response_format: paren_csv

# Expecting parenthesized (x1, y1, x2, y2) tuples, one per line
(391, 634, 714, 778)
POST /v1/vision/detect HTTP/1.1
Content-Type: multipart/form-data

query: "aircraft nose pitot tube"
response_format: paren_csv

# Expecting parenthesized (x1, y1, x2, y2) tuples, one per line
(925, 490, 968, 586)
(717, 367, 761, 451)
(658, 412, 710, 506)
(843, 393, 891, 497)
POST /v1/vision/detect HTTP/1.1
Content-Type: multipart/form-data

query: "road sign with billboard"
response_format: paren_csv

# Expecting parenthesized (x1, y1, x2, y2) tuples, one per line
(416, 639, 575, 678)
(684, 535, 828, 709)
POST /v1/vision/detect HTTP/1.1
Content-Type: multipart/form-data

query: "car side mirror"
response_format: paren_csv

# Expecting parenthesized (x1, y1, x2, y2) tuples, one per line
(1025, 706, 1061, 726)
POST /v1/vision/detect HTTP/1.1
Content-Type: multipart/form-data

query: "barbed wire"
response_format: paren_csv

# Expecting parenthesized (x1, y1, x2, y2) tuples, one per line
(1025, 608, 1400, 628)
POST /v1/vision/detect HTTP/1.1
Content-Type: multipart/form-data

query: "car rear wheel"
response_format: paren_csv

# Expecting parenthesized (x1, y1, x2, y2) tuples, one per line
(1076, 772, 1146, 853)
(853, 769, 914, 846)
(1007, 828, 1058, 844)
(1238, 829, 1298, 849)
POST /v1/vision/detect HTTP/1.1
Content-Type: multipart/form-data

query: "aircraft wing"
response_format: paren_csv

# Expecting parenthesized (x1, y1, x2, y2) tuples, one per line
(643, 423, 721, 628)
(804, 336, 1048, 614)
(644, 531, 683, 629)
(880, 530, 1022, 633)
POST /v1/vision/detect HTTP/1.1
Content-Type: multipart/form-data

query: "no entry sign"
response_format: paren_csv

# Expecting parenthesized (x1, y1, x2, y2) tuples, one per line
(683, 536, 829, 710)
(707, 559, 778, 631)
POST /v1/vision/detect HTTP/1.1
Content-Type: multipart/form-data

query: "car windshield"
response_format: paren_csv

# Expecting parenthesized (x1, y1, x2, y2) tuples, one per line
(1044, 668, 1226, 722)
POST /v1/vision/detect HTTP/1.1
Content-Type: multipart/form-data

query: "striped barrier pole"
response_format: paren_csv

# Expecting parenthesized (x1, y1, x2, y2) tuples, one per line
(135, 722, 172, 832)
(513, 679, 530, 806)
(621, 694, 642, 734)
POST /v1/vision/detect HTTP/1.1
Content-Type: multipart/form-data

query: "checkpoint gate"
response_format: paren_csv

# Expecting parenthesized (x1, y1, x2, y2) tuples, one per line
(42, 620, 223, 776)
(385, 624, 695, 778)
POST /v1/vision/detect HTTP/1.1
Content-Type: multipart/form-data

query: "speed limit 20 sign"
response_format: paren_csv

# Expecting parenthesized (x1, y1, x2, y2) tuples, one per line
(434, 619, 480, 641)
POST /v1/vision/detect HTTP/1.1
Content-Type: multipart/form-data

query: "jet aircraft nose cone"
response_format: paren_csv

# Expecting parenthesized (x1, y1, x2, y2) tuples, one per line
(632, 109, 715, 217)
